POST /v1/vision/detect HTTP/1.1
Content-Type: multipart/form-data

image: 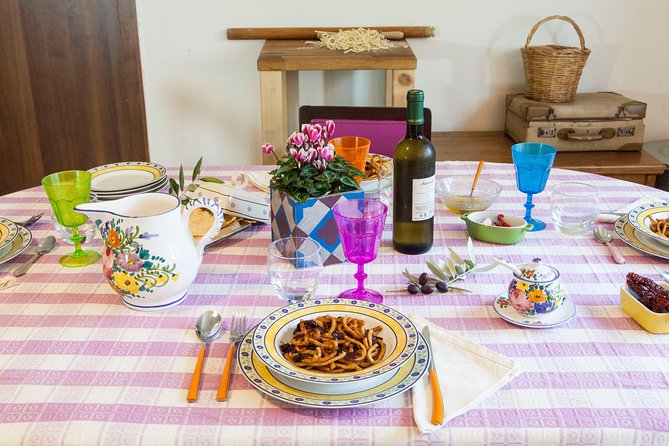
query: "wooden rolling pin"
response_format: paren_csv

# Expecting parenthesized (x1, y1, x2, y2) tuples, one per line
(227, 26, 435, 40)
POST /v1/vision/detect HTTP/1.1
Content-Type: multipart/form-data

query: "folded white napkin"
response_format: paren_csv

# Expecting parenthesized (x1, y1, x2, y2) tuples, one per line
(410, 315, 522, 434)
(595, 195, 664, 223)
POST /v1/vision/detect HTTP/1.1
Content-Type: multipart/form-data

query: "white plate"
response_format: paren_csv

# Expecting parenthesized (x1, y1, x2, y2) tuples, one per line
(89, 162, 166, 192)
(614, 216, 669, 260)
(252, 298, 419, 385)
(91, 178, 169, 201)
(0, 226, 33, 265)
(626, 201, 669, 248)
(238, 326, 429, 408)
(493, 294, 576, 328)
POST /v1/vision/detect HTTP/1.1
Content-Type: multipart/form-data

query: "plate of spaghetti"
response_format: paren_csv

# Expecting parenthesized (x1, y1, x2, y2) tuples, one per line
(252, 298, 419, 385)
(627, 202, 669, 248)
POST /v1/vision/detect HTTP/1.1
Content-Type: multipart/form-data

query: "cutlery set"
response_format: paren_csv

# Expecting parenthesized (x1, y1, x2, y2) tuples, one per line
(188, 309, 248, 403)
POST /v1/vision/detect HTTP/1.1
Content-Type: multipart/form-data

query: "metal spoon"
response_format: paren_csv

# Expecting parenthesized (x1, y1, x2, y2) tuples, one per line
(593, 226, 625, 264)
(13, 236, 57, 277)
(187, 310, 223, 402)
(653, 265, 669, 283)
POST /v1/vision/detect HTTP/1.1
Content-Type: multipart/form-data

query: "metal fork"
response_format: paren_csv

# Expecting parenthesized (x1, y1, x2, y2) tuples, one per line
(653, 265, 669, 283)
(11, 213, 44, 227)
(216, 309, 247, 401)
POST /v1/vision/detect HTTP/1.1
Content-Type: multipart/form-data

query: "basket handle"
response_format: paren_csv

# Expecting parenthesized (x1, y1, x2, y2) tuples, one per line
(524, 15, 587, 50)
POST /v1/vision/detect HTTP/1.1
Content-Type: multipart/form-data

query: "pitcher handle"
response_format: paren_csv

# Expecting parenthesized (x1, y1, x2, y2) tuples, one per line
(182, 197, 225, 254)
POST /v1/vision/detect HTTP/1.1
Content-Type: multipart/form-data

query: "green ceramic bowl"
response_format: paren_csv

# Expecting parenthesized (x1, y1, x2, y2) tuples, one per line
(461, 211, 533, 244)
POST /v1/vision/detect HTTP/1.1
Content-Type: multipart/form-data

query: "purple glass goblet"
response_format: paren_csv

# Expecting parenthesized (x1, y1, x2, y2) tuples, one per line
(332, 198, 388, 303)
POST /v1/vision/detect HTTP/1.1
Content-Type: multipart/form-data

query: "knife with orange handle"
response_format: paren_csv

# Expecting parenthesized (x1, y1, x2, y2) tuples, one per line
(422, 326, 444, 425)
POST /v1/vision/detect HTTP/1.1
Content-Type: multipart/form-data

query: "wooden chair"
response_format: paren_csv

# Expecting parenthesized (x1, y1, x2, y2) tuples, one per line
(298, 105, 432, 158)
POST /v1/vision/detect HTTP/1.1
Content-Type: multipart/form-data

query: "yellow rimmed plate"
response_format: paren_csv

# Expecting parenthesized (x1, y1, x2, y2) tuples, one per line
(239, 325, 429, 408)
(614, 215, 669, 260)
(0, 226, 32, 265)
(0, 217, 19, 257)
(627, 202, 669, 248)
(252, 298, 419, 385)
(89, 161, 166, 193)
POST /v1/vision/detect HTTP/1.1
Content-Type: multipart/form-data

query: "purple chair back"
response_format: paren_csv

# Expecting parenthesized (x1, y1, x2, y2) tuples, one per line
(309, 119, 404, 158)
(299, 106, 432, 159)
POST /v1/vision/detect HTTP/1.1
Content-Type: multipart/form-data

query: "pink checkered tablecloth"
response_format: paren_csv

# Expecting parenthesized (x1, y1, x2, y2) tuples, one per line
(1, 161, 668, 445)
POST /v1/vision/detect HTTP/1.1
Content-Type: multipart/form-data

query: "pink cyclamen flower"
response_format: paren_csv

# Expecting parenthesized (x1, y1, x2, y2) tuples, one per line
(261, 143, 275, 155)
(319, 145, 334, 162)
(325, 120, 335, 137)
(314, 159, 327, 171)
(307, 126, 321, 143)
(292, 132, 306, 147)
(289, 147, 298, 159)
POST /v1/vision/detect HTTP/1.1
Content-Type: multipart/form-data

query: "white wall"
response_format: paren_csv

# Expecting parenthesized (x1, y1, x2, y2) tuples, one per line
(135, 0, 669, 167)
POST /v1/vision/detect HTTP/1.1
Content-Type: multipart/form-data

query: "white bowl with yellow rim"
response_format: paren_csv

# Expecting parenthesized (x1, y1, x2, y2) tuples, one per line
(252, 298, 419, 389)
(0, 217, 19, 258)
(627, 202, 669, 248)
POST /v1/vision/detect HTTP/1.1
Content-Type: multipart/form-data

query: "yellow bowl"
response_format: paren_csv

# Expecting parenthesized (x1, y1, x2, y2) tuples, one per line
(620, 283, 669, 334)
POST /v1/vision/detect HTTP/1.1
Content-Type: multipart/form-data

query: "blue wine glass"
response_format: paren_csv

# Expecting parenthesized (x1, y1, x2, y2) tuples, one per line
(511, 143, 557, 232)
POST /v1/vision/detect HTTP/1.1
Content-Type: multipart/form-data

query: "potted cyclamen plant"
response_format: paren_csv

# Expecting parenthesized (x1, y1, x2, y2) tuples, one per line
(262, 120, 364, 265)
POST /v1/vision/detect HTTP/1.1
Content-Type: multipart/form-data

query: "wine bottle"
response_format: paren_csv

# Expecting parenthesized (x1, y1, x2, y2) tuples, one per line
(392, 89, 435, 254)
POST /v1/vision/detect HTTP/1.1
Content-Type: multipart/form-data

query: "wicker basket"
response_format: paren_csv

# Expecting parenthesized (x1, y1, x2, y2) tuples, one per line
(521, 15, 590, 103)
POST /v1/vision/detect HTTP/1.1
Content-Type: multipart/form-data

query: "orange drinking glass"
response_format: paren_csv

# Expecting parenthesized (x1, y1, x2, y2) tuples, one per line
(330, 136, 371, 183)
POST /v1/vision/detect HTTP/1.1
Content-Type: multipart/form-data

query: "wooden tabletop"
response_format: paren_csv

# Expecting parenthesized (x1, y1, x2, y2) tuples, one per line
(257, 39, 417, 71)
(432, 131, 666, 186)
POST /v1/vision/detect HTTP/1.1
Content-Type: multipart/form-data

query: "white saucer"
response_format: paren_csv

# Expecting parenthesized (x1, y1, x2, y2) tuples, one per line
(493, 294, 576, 329)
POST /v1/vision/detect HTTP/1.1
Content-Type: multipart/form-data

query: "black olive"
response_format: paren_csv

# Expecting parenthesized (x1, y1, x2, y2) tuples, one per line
(436, 281, 448, 293)
(421, 284, 434, 294)
(419, 272, 429, 285)
(407, 284, 420, 294)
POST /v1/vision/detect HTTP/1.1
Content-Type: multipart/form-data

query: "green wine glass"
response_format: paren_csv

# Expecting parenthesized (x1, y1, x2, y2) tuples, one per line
(42, 170, 101, 267)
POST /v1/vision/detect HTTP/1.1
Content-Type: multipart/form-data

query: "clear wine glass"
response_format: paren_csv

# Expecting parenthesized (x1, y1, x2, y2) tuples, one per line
(332, 198, 388, 304)
(511, 143, 557, 232)
(267, 237, 323, 305)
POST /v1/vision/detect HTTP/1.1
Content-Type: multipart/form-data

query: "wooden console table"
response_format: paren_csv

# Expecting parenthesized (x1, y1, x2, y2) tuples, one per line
(257, 39, 417, 164)
(432, 131, 666, 187)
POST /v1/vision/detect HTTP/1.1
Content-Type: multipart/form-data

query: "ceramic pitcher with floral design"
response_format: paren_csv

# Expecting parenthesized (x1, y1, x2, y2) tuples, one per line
(75, 192, 224, 310)
(506, 258, 564, 317)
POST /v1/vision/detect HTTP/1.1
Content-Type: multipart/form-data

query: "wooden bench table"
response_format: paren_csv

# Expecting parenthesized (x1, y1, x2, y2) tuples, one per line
(432, 131, 666, 187)
(257, 39, 416, 164)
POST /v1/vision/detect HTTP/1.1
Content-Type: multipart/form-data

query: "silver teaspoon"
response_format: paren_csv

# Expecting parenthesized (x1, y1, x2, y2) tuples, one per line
(593, 226, 625, 264)
(13, 236, 57, 277)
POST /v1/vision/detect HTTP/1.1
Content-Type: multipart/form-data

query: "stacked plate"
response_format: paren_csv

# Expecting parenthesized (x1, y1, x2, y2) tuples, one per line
(0, 217, 32, 265)
(615, 202, 669, 260)
(238, 298, 429, 408)
(88, 161, 168, 201)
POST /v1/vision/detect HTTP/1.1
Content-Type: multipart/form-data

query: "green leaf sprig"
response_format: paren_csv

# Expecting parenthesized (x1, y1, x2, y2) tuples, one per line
(269, 154, 363, 204)
(168, 157, 224, 205)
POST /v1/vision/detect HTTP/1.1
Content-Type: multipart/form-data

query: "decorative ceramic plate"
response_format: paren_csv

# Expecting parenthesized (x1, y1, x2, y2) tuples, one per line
(252, 298, 419, 385)
(0, 226, 33, 265)
(0, 217, 19, 257)
(93, 176, 168, 197)
(493, 294, 576, 329)
(360, 154, 392, 193)
(614, 215, 669, 260)
(627, 202, 669, 248)
(238, 326, 429, 408)
(89, 161, 166, 192)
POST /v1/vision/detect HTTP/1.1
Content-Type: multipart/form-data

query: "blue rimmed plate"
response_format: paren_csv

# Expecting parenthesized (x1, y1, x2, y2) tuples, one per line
(239, 325, 429, 408)
(252, 298, 419, 385)
(627, 202, 669, 248)
(89, 161, 166, 193)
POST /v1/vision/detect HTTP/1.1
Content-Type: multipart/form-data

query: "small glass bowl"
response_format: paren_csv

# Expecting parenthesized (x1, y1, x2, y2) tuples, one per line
(436, 176, 502, 214)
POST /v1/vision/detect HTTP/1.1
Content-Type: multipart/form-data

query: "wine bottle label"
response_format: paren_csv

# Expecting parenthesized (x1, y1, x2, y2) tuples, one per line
(412, 175, 435, 221)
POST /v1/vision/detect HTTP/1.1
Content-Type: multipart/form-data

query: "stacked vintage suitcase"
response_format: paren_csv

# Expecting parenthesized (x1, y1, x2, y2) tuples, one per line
(506, 16, 647, 152)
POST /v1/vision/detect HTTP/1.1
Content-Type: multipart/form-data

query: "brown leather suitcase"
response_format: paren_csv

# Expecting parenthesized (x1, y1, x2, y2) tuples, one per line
(505, 92, 646, 151)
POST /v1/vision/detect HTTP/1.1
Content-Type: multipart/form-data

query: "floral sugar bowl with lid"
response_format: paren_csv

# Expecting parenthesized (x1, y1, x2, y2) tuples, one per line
(496, 257, 564, 316)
